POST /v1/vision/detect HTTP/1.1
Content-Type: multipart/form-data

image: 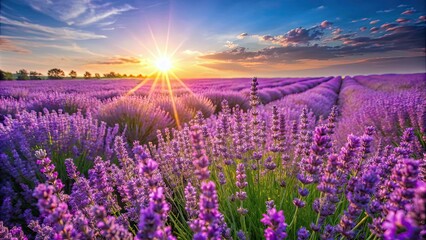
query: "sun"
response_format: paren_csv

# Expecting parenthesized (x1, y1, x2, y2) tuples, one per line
(155, 57, 173, 72)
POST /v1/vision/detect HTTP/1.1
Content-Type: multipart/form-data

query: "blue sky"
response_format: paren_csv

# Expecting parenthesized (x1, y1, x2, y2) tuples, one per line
(0, 0, 425, 77)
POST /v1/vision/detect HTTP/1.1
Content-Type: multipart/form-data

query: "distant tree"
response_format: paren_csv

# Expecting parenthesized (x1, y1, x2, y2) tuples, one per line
(69, 70, 77, 79)
(84, 71, 91, 79)
(29, 71, 42, 80)
(137, 74, 143, 78)
(123, 74, 127, 78)
(48, 68, 65, 79)
(16, 69, 29, 80)
(0, 70, 14, 80)
(129, 74, 134, 78)
(103, 72, 121, 78)
(95, 73, 101, 79)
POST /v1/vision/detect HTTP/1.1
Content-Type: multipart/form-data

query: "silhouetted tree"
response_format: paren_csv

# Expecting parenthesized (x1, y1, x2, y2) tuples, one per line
(48, 68, 65, 79)
(16, 69, 29, 80)
(69, 70, 77, 78)
(95, 73, 101, 79)
(103, 72, 120, 78)
(0, 70, 14, 80)
(29, 71, 42, 80)
(84, 71, 91, 79)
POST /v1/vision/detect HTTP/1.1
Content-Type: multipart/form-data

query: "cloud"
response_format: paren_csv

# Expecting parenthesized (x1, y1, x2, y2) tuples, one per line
(0, 16, 106, 40)
(332, 33, 356, 41)
(199, 24, 426, 64)
(24, 0, 135, 26)
(419, 16, 426, 22)
(337, 25, 426, 54)
(316, 5, 325, 10)
(380, 23, 397, 30)
(258, 25, 325, 46)
(225, 41, 238, 49)
(237, 33, 249, 39)
(398, 4, 408, 8)
(200, 45, 337, 63)
(359, 27, 367, 32)
(320, 20, 333, 29)
(95, 56, 141, 65)
(351, 18, 370, 23)
(402, 9, 415, 15)
(77, 4, 135, 26)
(377, 9, 394, 13)
(0, 38, 31, 54)
(370, 27, 380, 33)
(332, 28, 342, 35)
(396, 18, 410, 24)
(370, 20, 380, 25)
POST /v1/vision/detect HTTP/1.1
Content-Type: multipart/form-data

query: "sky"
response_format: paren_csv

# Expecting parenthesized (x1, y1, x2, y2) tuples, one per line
(0, 0, 425, 78)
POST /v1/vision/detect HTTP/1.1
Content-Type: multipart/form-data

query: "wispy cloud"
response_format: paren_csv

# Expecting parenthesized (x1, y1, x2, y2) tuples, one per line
(0, 38, 31, 54)
(351, 18, 370, 23)
(316, 5, 325, 10)
(377, 9, 394, 13)
(77, 4, 135, 26)
(25, 0, 135, 26)
(0, 16, 106, 40)
(237, 33, 249, 39)
(225, 41, 238, 49)
(370, 20, 380, 25)
(401, 9, 415, 15)
(95, 56, 141, 65)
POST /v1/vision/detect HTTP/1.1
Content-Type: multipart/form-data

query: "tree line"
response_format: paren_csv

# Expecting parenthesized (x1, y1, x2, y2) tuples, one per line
(0, 69, 147, 80)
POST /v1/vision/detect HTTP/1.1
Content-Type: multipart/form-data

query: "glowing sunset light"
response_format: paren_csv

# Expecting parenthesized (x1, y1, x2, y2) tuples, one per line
(155, 57, 173, 72)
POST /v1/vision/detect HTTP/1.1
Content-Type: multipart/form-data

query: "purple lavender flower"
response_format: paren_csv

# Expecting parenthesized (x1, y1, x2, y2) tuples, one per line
(383, 210, 420, 240)
(297, 227, 310, 240)
(264, 156, 277, 171)
(185, 182, 198, 221)
(190, 124, 210, 181)
(137, 187, 175, 240)
(237, 230, 246, 240)
(261, 207, 287, 240)
(293, 198, 306, 208)
(92, 206, 132, 240)
(236, 163, 248, 189)
(35, 149, 64, 192)
(218, 171, 227, 185)
(388, 159, 419, 212)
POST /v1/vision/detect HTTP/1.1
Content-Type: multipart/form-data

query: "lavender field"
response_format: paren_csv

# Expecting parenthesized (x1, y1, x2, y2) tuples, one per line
(0, 73, 425, 239)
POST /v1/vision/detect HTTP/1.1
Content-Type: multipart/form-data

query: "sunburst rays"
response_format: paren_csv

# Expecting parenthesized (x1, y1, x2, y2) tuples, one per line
(123, 22, 196, 129)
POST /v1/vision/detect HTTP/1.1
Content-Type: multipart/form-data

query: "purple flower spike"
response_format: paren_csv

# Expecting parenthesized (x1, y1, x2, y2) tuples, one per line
(236, 163, 248, 189)
(191, 181, 223, 239)
(383, 210, 420, 240)
(261, 206, 287, 240)
(297, 227, 310, 240)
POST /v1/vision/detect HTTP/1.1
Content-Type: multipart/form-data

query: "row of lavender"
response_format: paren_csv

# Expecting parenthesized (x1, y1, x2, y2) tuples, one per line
(1, 75, 425, 239)
(336, 74, 426, 149)
(0, 77, 332, 143)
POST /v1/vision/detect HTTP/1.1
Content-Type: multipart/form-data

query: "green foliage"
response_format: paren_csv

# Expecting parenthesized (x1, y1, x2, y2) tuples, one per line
(69, 70, 77, 78)
(84, 71, 92, 79)
(0, 70, 14, 80)
(29, 71, 42, 80)
(16, 69, 29, 80)
(47, 68, 65, 79)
